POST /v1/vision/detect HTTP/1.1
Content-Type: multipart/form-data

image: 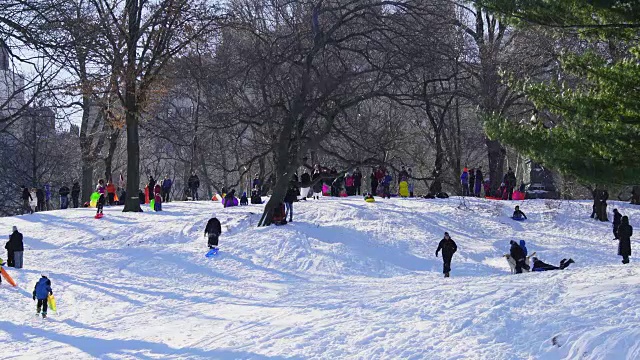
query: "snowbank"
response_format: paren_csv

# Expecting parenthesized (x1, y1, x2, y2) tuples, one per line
(1, 197, 638, 359)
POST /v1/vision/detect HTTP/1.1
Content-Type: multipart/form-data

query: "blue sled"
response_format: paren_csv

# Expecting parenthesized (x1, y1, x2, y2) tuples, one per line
(205, 248, 219, 258)
(512, 217, 526, 221)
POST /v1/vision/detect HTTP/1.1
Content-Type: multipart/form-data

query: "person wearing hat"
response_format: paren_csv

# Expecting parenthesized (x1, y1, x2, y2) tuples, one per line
(204, 214, 222, 249)
(32, 273, 53, 318)
(5, 226, 24, 268)
(436, 232, 458, 278)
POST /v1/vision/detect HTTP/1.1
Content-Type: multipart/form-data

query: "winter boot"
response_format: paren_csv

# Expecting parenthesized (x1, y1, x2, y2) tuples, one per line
(42, 313, 47, 319)
(444, 272, 450, 278)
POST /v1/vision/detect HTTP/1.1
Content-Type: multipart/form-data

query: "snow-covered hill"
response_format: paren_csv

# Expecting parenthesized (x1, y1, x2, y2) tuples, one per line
(1, 197, 639, 359)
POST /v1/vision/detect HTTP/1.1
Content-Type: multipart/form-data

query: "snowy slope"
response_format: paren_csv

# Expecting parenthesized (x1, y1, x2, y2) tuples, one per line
(1, 197, 639, 360)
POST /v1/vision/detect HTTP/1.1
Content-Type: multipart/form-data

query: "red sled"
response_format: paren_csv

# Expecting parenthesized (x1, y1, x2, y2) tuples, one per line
(95, 213, 104, 219)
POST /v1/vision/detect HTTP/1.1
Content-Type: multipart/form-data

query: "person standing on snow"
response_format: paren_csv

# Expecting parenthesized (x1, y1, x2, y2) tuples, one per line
(106, 180, 117, 206)
(148, 176, 156, 200)
(32, 274, 53, 318)
(188, 172, 200, 201)
(474, 168, 484, 197)
(505, 168, 517, 200)
(36, 188, 45, 212)
(154, 184, 162, 211)
(59, 185, 70, 209)
(5, 226, 24, 268)
(300, 171, 311, 200)
(436, 232, 458, 278)
(44, 183, 52, 210)
(370, 170, 379, 196)
(398, 166, 409, 184)
(509, 240, 529, 273)
(161, 175, 172, 203)
(284, 181, 298, 222)
(353, 168, 363, 196)
(204, 214, 222, 249)
(468, 168, 475, 197)
(71, 181, 80, 208)
(21, 186, 33, 214)
(381, 172, 392, 199)
(460, 168, 469, 196)
(612, 209, 622, 239)
(617, 216, 633, 264)
(407, 168, 415, 197)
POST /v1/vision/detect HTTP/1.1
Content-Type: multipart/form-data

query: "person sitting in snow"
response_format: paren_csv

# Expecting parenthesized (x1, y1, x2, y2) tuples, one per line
(509, 240, 529, 273)
(512, 206, 527, 220)
(435, 232, 458, 278)
(363, 192, 375, 201)
(224, 189, 236, 208)
(531, 257, 574, 271)
(240, 192, 248, 206)
(32, 273, 53, 318)
(204, 214, 222, 249)
(271, 203, 287, 226)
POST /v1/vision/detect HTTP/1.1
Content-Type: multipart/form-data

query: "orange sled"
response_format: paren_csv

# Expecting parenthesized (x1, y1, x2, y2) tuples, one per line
(1, 267, 17, 287)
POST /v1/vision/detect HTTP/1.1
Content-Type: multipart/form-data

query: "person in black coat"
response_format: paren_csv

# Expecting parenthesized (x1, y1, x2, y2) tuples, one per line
(21, 186, 33, 214)
(204, 215, 222, 249)
(284, 181, 298, 222)
(370, 172, 378, 196)
(353, 168, 363, 195)
(187, 172, 200, 201)
(617, 216, 633, 264)
(71, 181, 81, 208)
(36, 188, 45, 212)
(509, 240, 529, 273)
(5, 226, 24, 268)
(435, 232, 458, 278)
(612, 209, 622, 239)
(531, 257, 574, 271)
(59, 185, 70, 209)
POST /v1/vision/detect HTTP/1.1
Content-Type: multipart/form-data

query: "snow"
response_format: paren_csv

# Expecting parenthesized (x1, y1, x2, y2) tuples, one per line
(1, 197, 639, 359)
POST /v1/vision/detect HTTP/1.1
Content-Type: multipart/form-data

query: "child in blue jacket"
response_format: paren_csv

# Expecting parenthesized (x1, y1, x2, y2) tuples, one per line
(33, 274, 53, 318)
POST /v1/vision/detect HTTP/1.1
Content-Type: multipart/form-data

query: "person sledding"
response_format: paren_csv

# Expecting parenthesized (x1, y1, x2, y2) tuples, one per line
(531, 257, 574, 271)
(509, 240, 530, 273)
(363, 192, 375, 202)
(33, 273, 53, 318)
(512, 206, 527, 220)
(435, 232, 458, 278)
(204, 214, 222, 249)
(96, 179, 106, 217)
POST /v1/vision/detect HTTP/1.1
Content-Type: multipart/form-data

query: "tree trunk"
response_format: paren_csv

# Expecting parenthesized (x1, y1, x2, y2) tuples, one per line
(486, 138, 505, 193)
(104, 128, 120, 182)
(123, 106, 142, 211)
(81, 162, 94, 203)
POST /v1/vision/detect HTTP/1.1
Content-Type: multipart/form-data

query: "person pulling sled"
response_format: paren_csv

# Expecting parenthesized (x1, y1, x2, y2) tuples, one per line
(204, 214, 222, 249)
(33, 273, 53, 318)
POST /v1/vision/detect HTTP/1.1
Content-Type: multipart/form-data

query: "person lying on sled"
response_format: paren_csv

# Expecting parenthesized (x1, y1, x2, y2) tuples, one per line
(531, 257, 574, 271)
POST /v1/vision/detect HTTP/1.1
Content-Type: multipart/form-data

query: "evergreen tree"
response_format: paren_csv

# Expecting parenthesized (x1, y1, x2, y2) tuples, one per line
(478, 0, 640, 184)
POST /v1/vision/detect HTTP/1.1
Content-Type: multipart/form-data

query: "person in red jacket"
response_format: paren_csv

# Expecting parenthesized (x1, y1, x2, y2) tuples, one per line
(154, 184, 162, 211)
(106, 181, 117, 206)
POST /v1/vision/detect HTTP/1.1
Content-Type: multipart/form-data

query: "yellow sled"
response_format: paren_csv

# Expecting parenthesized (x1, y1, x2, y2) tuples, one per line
(48, 294, 57, 313)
